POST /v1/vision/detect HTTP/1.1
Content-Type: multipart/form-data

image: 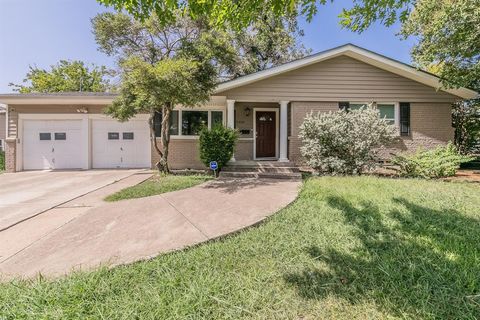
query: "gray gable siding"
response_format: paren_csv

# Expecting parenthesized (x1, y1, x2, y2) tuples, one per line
(217, 56, 459, 103)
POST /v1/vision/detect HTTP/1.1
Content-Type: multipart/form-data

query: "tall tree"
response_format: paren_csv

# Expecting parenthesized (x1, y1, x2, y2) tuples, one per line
(97, 0, 323, 30)
(221, 10, 310, 79)
(399, 0, 480, 91)
(10, 60, 112, 93)
(106, 55, 218, 172)
(94, 12, 234, 172)
(92, 11, 309, 80)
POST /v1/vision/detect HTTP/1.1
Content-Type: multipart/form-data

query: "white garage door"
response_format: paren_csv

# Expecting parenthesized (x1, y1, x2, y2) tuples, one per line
(23, 120, 84, 170)
(92, 118, 151, 168)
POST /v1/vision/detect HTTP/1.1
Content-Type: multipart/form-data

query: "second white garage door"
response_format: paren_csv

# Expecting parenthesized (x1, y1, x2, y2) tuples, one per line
(92, 119, 151, 168)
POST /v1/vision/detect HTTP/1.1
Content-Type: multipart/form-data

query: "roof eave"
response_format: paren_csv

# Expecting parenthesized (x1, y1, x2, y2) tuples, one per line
(0, 94, 116, 105)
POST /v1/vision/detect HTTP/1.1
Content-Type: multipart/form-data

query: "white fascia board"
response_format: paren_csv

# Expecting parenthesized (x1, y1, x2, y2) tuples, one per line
(0, 95, 115, 105)
(215, 44, 478, 100)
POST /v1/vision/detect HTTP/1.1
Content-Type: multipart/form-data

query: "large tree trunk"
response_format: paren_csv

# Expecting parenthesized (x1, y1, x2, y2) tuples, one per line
(158, 104, 172, 173)
(148, 106, 171, 174)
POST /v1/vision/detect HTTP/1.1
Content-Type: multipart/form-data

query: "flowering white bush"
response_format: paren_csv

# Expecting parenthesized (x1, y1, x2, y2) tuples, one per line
(299, 105, 396, 174)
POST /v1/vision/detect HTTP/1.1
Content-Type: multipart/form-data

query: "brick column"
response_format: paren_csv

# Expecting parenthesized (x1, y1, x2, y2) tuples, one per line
(5, 139, 16, 172)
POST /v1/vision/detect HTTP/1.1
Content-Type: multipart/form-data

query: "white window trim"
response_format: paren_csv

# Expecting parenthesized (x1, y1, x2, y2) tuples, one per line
(168, 109, 226, 139)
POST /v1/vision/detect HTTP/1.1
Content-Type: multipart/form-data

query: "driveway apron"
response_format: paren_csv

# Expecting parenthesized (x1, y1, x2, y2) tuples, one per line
(0, 178, 300, 278)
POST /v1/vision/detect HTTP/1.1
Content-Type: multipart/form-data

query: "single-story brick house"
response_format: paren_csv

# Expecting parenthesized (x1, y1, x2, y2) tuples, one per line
(0, 44, 477, 172)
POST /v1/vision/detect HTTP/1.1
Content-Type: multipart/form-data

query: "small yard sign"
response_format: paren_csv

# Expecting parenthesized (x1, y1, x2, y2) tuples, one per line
(209, 161, 218, 177)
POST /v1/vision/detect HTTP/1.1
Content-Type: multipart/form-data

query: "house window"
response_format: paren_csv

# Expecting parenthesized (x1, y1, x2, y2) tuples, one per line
(54, 132, 66, 140)
(211, 111, 224, 127)
(123, 132, 134, 140)
(39, 133, 51, 140)
(377, 104, 396, 125)
(0, 139, 3, 151)
(182, 110, 208, 135)
(349, 102, 397, 126)
(349, 103, 368, 111)
(108, 132, 120, 140)
(154, 110, 179, 137)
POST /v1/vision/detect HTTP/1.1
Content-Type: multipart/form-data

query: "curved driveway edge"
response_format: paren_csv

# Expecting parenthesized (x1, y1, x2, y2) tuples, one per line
(0, 178, 301, 279)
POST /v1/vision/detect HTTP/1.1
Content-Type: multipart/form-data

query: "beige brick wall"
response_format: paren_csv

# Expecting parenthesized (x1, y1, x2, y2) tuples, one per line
(379, 102, 454, 158)
(235, 140, 254, 160)
(288, 101, 454, 164)
(288, 101, 339, 163)
(5, 139, 16, 172)
(152, 138, 205, 170)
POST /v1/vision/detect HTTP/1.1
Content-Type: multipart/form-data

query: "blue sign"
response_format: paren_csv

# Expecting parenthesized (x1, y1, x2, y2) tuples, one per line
(209, 161, 218, 170)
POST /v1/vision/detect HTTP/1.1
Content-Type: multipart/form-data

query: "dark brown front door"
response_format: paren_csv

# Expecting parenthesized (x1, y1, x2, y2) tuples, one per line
(255, 111, 276, 158)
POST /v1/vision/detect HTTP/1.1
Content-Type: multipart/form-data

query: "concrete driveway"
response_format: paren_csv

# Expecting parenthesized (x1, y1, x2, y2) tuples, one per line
(0, 178, 300, 279)
(0, 170, 148, 231)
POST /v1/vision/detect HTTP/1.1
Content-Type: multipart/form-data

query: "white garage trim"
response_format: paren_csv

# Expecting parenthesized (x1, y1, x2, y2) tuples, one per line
(17, 113, 151, 171)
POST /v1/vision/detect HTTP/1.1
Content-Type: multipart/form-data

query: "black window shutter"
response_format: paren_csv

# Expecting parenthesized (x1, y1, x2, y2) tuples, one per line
(400, 102, 410, 136)
(154, 111, 162, 137)
(339, 101, 350, 111)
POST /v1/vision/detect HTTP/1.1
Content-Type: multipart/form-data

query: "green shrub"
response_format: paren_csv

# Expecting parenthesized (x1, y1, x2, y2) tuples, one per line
(0, 150, 4, 171)
(392, 142, 474, 178)
(299, 105, 396, 174)
(199, 125, 238, 171)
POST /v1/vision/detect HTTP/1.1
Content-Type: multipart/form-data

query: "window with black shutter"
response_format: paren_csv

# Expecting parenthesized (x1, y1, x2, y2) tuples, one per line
(339, 101, 350, 111)
(400, 102, 411, 136)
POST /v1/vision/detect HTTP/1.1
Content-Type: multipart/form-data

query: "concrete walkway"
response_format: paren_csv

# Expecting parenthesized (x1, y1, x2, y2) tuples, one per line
(0, 178, 300, 279)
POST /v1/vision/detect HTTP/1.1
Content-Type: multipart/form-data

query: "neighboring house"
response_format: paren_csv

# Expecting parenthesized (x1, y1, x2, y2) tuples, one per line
(0, 105, 6, 152)
(0, 44, 477, 172)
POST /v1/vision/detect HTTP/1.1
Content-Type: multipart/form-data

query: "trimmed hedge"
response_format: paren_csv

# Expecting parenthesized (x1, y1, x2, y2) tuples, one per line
(199, 125, 238, 171)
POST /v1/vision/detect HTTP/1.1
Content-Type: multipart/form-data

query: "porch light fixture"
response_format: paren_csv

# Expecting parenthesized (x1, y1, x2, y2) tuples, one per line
(244, 107, 251, 117)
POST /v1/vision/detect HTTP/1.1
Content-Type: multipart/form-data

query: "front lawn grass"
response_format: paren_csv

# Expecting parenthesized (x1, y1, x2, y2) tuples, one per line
(104, 174, 212, 201)
(2, 176, 480, 319)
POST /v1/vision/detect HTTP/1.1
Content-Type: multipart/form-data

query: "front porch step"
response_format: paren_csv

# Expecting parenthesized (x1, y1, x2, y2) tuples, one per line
(219, 171, 302, 180)
(222, 166, 300, 173)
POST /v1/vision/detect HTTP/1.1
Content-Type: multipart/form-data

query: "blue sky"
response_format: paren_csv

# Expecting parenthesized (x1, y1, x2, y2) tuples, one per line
(0, 0, 416, 93)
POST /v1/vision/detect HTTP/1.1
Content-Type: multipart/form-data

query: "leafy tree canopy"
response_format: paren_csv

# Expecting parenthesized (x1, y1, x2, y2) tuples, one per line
(97, 0, 480, 92)
(92, 10, 309, 80)
(401, 0, 480, 91)
(10, 60, 112, 93)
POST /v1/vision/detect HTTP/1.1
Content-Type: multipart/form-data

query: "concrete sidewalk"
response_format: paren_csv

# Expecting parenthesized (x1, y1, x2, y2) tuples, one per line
(0, 178, 300, 279)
